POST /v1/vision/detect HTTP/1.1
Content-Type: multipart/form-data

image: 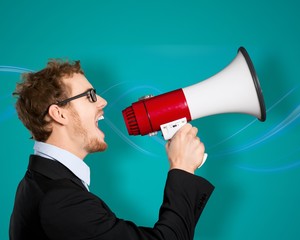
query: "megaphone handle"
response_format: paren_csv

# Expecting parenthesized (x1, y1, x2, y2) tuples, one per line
(160, 118, 208, 169)
(198, 153, 208, 168)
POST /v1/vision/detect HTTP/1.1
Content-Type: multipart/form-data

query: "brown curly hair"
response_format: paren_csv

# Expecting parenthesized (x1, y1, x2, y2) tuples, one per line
(13, 59, 84, 141)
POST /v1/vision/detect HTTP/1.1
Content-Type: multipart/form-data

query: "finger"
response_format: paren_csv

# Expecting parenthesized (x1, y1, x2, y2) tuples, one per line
(195, 136, 201, 143)
(176, 123, 192, 136)
(165, 139, 171, 149)
(187, 126, 198, 138)
(192, 126, 198, 136)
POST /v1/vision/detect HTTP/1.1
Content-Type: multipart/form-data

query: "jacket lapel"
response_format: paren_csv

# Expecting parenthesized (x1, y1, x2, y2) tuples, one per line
(28, 155, 87, 191)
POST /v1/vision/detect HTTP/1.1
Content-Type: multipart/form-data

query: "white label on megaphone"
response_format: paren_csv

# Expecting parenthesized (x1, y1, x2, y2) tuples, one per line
(160, 117, 187, 140)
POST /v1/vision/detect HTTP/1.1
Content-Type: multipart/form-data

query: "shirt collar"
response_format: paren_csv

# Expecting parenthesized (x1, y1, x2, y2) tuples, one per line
(33, 141, 90, 187)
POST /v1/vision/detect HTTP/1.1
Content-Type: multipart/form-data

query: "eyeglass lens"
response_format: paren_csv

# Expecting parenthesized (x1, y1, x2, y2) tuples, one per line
(90, 89, 97, 102)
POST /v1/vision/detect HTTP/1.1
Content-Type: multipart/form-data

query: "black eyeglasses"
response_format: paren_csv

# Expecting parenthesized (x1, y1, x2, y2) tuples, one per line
(56, 88, 97, 106)
(42, 88, 97, 118)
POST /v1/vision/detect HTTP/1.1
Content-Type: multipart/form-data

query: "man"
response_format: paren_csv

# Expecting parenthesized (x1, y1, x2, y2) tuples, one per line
(9, 59, 214, 240)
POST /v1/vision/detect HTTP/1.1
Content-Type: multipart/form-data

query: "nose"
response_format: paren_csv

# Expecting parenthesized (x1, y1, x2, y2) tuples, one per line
(96, 94, 107, 109)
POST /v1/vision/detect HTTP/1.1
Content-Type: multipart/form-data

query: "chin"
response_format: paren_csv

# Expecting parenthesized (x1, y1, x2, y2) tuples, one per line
(98, 142, 108, 152)
(85, 138, 107, 153)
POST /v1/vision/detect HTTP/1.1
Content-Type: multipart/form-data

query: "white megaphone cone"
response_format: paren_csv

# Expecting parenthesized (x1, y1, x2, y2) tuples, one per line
(122, 47, 266, 140)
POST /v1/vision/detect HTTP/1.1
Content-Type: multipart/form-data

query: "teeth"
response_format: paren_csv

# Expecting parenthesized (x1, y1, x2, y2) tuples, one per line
(98, 116, 104, 121)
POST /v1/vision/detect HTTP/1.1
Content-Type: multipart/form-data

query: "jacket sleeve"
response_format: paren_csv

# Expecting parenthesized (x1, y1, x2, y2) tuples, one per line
(39, 169, 214, 240)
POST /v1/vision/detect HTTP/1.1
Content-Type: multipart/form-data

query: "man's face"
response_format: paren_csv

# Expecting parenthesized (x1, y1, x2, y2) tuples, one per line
(64, 73, 108, 154)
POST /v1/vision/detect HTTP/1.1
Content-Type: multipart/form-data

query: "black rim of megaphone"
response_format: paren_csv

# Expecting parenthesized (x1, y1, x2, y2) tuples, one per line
(238, 47, 266, 122)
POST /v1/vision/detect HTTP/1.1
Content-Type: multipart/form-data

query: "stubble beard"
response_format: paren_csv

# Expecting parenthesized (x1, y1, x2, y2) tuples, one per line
(71, 108, 108, 154)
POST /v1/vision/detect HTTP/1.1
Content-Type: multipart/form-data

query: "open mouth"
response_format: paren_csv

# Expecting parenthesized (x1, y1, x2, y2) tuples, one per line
(96, 115, 105, 128)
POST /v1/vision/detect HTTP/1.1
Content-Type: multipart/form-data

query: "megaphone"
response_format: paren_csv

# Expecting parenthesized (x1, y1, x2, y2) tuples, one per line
(122, 47, 266, 140)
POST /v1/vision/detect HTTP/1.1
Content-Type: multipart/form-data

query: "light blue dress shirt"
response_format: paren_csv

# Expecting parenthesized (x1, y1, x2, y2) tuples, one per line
(33, 141, 90, 191)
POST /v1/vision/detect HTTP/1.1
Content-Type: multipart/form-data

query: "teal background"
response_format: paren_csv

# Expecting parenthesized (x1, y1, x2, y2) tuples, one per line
(1, 0, 300, 239)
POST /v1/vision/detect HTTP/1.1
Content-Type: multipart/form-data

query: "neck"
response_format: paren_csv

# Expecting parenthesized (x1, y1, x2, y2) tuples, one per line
(45, 133, 87, 160)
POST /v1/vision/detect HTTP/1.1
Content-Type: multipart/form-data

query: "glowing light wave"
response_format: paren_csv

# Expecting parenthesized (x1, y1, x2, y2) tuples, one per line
(0, 66, 33, 73)
(0, 66, 33, 123)
(213, 103, 300, 157)
(208, 86, 298, 150)
(238, 148, 300, 173)
(2, 65, 300, 172)
(104, 85, 163, 111)
(101, 83, 164, 156)
(104, 117, 158, 157)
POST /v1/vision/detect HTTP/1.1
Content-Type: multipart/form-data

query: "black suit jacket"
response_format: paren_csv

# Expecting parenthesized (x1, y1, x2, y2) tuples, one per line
(10, 155, 214, 240)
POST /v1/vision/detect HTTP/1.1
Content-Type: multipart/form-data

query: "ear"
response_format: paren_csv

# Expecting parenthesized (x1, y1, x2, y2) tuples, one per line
(48, 105, 69, 125)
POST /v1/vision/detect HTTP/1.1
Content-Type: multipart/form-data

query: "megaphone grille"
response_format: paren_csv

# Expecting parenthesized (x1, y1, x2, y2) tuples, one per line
(122, 106, 140, 135)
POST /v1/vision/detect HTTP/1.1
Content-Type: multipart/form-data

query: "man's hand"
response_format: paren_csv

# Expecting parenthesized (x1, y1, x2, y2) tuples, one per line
(165, 123, 205, 174)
